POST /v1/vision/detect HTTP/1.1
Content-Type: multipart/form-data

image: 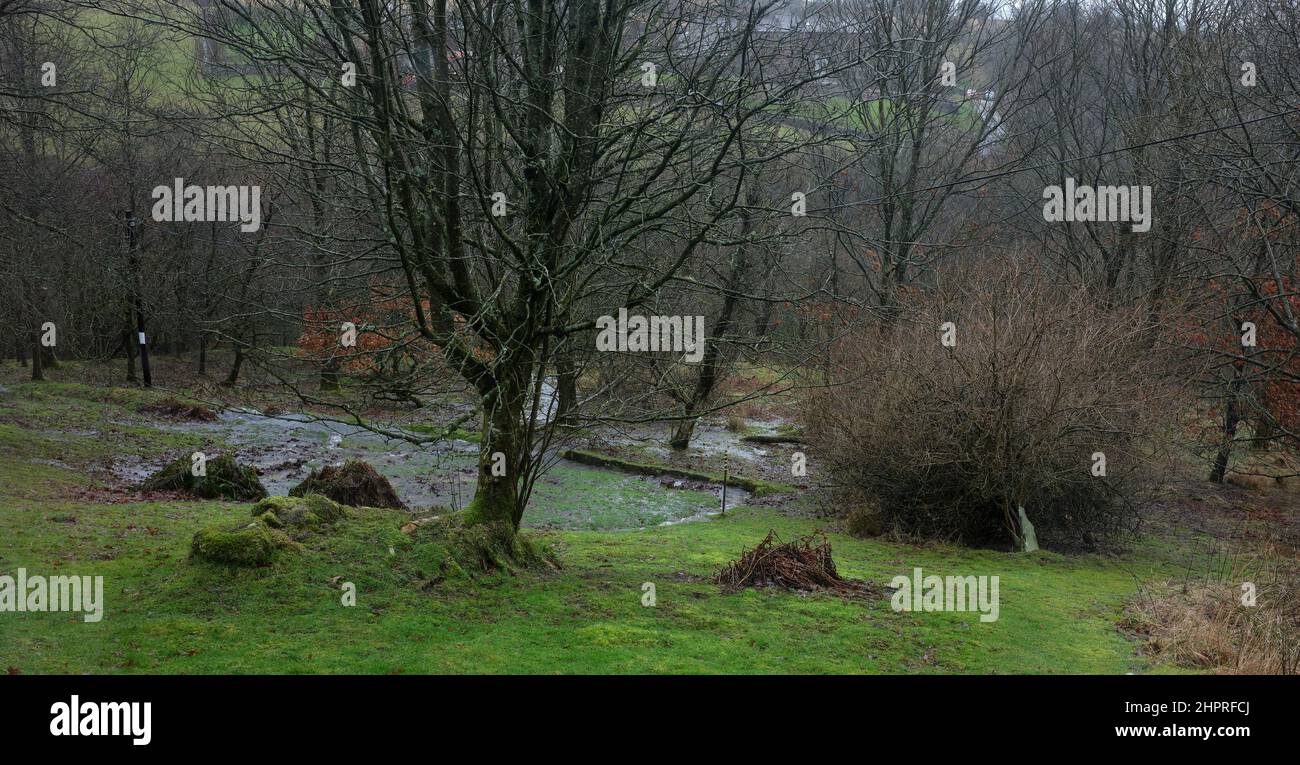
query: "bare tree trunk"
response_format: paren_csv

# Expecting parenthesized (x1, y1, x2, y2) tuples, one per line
(554, 343, 577, 425)
(320, 355, 341, 392)
(1249, 389, 1275, 449)
(197, 224, 217, 377)
(125, 211, 151, 387)
(30, 329, 43, 381)
(223, 342, 245, 388)
(218, 204, 272, 390)
(753, 299, 774, 341)
(670, 191, 755, 449)
(134, 306, 151, 388)
(1210, 363, 1244, 483)
(124, 323, 137, 383)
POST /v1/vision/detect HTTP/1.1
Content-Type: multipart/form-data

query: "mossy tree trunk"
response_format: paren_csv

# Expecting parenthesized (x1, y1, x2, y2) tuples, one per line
(668, 418, 696, 450)
(463, 362, 530, 529)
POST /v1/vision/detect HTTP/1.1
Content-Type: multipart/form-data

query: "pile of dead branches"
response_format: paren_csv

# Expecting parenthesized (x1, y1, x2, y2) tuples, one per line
(714, 530, 867, 594)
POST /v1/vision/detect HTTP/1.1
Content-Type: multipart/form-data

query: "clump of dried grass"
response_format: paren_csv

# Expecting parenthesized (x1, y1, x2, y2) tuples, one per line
(1124, 563, 1300, 674)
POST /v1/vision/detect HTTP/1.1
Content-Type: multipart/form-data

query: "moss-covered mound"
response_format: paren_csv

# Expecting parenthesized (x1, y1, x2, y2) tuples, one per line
(250, 494, 350, 530)
(288, 459, 405, 509)
(191, 518, 298, 566)
(138, 454, 267, 500)
(191, 494, 349, 566)
(406, 515, 556, 582)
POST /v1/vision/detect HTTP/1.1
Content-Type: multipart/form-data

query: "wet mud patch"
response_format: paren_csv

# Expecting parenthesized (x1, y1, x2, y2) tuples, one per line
(592, 417, 815, 488)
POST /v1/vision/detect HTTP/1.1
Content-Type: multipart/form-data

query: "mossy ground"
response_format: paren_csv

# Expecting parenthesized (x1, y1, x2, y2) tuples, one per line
(0, 376, 1254, 674)
(192, 520, 300, 566)
(252, 494, 352, 528)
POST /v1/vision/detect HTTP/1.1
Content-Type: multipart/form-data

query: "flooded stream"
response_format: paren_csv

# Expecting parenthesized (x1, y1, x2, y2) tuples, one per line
(124, 407, 751, 531)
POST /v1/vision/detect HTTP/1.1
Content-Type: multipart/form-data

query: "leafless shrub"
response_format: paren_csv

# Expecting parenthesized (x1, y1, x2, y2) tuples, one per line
(808, 258, 1183, 550)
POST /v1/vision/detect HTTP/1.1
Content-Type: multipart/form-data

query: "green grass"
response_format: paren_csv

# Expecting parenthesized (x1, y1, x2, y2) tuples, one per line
(0, 381, 220, 461)
(0, 379, 1207, 674)
(0, 486, 1174, 674)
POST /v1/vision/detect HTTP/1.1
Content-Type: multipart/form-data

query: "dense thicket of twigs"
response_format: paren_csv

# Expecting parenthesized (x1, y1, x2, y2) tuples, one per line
(808, 257, 1191, 550)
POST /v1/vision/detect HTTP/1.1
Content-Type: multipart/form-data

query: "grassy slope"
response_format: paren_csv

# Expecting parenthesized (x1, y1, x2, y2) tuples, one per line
(0, 379, 1205, 674)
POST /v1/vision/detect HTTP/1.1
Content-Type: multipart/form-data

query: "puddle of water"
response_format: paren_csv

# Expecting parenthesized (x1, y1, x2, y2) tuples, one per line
(106, 458, 157, 488)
